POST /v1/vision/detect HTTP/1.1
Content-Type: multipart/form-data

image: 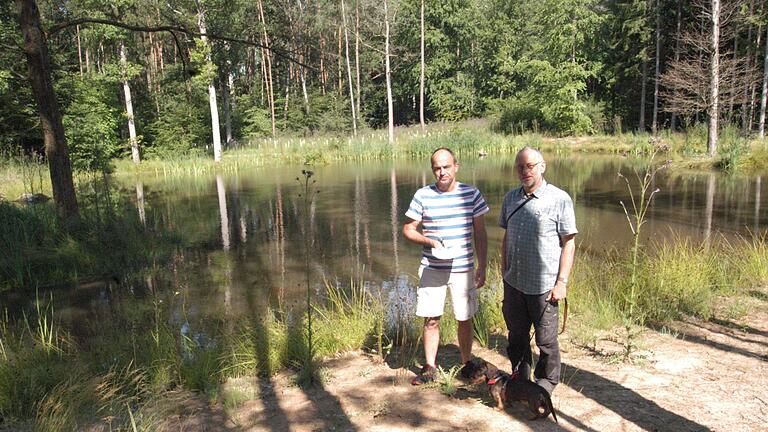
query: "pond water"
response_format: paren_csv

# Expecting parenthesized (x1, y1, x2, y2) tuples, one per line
(8, 154, 768, 336)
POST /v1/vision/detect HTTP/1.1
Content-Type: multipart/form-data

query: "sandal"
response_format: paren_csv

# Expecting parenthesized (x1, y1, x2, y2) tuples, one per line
(411, 365, 436, 385)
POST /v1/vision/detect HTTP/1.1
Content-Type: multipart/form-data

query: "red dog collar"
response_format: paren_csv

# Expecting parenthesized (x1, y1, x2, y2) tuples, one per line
(488, 370, 519, 385)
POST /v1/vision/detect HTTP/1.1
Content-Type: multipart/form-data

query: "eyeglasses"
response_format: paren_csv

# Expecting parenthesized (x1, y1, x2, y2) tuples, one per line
(516, 161, 543, 172)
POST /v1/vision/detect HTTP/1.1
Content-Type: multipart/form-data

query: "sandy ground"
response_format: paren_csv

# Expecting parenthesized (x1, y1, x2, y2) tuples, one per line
(162, 290, 768, 432)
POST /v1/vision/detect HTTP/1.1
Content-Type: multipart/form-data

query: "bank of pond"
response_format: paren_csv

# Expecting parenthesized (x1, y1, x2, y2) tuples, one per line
(1, 143, 767, 430)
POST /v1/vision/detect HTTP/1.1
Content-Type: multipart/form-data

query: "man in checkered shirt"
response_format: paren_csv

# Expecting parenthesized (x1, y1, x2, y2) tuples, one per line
(499, 147, 577, 395)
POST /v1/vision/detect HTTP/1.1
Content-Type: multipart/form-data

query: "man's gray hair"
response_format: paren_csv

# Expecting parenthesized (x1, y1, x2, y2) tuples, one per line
(516, 146, 545, 162)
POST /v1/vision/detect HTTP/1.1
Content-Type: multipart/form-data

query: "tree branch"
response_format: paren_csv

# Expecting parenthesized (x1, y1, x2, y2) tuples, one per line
(48, 17, 316, 72)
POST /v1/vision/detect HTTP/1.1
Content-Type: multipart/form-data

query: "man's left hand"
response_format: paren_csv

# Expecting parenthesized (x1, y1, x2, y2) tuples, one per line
(547, 280, 567, 302)
(474, 268, 486, 289)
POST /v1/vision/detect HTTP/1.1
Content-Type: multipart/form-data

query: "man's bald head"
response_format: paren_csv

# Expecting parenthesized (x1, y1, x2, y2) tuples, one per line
(431, 147, 458, 165)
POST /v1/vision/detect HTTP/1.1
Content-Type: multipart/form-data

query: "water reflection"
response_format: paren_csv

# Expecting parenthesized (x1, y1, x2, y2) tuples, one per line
(216, 175, 230, 251)
(704, 173, 716, 247)
(135, 181, 146, 226)
(9, 156, 768, 335)
(756, 177, 762, 233)
(390, 168, 400, 276)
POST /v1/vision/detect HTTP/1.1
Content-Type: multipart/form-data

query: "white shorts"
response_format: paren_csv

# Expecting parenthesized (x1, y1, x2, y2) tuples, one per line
(416, 267, 478, 321)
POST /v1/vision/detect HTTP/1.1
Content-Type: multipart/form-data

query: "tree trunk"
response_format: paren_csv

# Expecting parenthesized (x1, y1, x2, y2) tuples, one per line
(257, 0, 276, 137)
(120, 42, 140, 164)
(652, 0, 660, 134)
(16, 0, 79, 226)
(384, 0, 394, 144)
(337, 25, 343, 95)
(355, 0, 361, 122)
(759, 24, 768, 138)
(76, 25, 83, 76)
(671, 0, 682, 130)
(708, 0, 720, 156)
(197, 8, 223, 162)
(341, 0, 357, 135)
(640, 56, 647, 131)
(419, 0, 425, 130)
(743, 0, 755, 130)
(222, 70, 233, 145)
(319, 32, 327, 94)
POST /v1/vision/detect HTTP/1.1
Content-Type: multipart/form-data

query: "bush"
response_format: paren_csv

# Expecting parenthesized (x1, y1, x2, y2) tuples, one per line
(491, 96, 544, 135)
(62, 77, 122, 173)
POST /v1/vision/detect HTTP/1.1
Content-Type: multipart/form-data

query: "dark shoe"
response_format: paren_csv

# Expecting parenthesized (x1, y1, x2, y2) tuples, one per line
(411, 365, 436, 385)
(459, 360, 474, 380)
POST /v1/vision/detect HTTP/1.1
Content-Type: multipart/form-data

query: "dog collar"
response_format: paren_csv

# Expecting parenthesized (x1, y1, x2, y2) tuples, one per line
(487, 376, 500, 385)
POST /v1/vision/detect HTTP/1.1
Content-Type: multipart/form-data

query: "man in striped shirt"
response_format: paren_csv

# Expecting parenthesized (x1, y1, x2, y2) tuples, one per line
(403, 147, 489, 385)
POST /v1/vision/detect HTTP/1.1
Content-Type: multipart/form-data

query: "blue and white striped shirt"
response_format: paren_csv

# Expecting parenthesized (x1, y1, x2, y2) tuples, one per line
(405, 182, 489, 272)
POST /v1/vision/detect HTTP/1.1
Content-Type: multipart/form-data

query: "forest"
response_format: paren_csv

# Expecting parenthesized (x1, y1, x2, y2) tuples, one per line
(4, 0, 768, 159)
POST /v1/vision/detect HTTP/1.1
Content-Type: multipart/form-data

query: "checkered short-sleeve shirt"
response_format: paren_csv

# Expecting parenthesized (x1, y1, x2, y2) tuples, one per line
(498, 181, 577, 294)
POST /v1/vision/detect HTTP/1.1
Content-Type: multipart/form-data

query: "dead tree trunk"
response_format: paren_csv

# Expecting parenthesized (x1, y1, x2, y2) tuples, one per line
(16, 0, 79, 226)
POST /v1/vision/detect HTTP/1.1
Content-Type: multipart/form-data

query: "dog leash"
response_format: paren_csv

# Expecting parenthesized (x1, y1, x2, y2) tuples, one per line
(559, 298, 568, 335)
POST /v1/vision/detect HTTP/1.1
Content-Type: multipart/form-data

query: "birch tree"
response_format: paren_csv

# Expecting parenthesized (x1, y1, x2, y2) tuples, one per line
(384, 0, 394, 144)
(120, 41, 140, 163)
(196, 3, 223, 162)
(708, 0, 720, 156)
(341, 0, 357, 135)
(419, 0, 425, 130)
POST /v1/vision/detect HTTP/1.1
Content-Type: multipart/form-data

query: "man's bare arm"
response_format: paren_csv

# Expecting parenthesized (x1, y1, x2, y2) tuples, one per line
(549, 233, 576, 301)
(403, 218, 440, 248)
(473, 215, 487, 288)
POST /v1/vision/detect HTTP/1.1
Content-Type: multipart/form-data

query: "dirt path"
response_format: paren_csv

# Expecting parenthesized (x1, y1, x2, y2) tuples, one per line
(169, 292, 768, 431)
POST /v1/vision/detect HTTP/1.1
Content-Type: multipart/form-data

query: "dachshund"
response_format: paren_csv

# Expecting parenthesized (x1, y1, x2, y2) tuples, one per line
(465, 358, 558, 423)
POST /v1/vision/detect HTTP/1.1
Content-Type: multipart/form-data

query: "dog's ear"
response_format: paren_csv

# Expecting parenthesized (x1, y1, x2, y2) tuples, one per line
(485, 362, 499, 378)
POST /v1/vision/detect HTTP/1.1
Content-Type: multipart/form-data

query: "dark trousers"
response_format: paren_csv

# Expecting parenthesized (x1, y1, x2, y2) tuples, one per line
(502, 281, 560, 394)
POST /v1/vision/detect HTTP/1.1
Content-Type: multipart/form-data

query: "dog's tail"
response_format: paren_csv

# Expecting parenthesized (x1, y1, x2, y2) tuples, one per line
(544, 393, 558, 424)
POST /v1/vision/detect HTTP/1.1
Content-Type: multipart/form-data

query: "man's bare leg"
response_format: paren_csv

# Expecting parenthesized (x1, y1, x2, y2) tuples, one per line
(423, 317, 440, 367)
(457, 319, 474, 363)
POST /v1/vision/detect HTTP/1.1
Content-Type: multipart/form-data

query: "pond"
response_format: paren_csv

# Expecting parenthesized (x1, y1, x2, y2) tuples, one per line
(8, 154, 768, 337)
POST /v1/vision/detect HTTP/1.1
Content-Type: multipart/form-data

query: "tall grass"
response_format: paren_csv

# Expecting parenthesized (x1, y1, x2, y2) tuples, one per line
(565, 232, 768, 350)
(3, 229, 767, 428)
(0, 188, 182, 292)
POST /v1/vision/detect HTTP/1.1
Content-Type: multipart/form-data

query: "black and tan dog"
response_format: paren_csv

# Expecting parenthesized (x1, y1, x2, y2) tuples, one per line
(465, 359, 558, 423)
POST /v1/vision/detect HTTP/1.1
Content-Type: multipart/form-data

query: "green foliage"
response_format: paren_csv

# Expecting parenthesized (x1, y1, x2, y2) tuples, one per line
(62, 77, 122, 173)
(145, 70, 209, 158)
(239, 102, 273, 139)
